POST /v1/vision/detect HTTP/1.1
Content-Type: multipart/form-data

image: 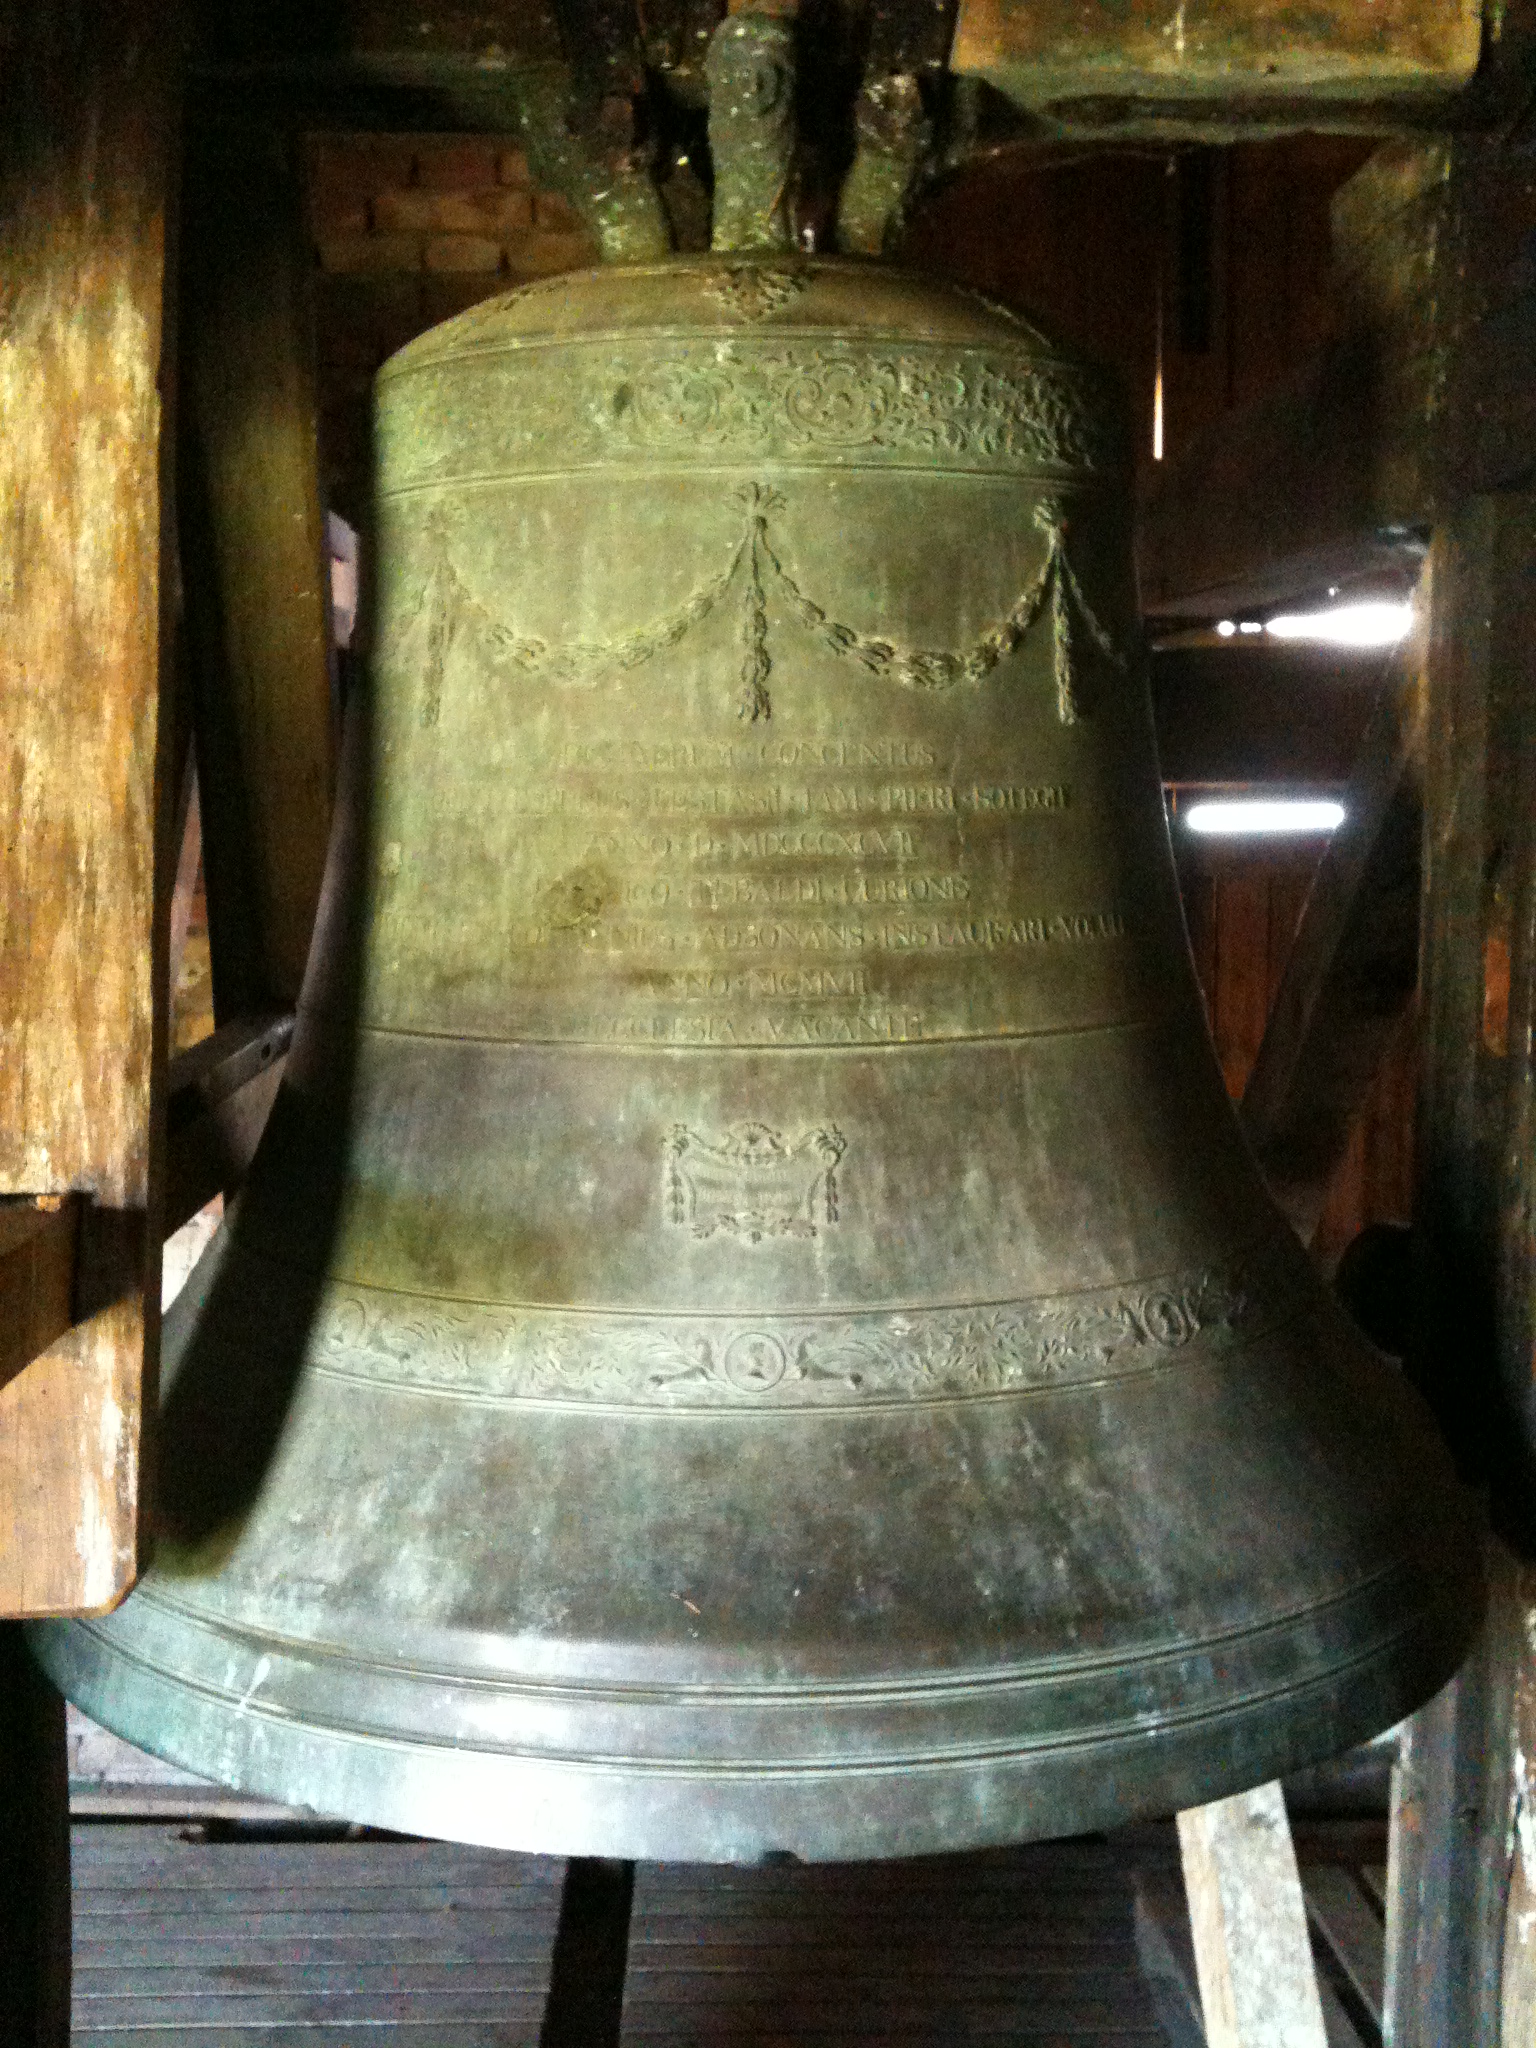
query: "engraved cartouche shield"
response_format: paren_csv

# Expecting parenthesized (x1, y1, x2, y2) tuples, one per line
(32, 258, 1480, 1861)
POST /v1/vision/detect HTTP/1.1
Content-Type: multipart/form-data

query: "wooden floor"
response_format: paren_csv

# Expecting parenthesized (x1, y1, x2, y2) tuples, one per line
(71, 1825, 1176, 2045)
(67, 1770, 1389, 2046)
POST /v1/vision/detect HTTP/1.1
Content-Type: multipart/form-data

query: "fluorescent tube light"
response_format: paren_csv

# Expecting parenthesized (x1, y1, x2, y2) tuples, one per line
(1264, 600, 1413, 648)
(1184, 799, 1345, 837)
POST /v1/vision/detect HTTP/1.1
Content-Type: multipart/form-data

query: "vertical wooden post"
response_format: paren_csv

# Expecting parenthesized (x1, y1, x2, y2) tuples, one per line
(178, 120, 336, 1020)
(0, 2, 180, 1614)
(1385, 491, 1536, 2040)
(1383, 1544, 1525, 2043)
(1177, 1784, 1329, 2047)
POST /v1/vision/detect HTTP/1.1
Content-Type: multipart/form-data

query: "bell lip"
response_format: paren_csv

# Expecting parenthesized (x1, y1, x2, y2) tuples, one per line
(376, 251, 1087, 387)
(29, 1545, 1481, 1865)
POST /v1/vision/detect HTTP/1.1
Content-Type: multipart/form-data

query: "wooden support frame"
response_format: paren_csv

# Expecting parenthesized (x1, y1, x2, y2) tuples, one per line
(0, 35, 335, 1617)
(0, 0, 181, 1618)
(950, 0, 1483, 138)
(1179, 1783, 1331, 2046)
(178, 120, 337, 1019)
(163, 1016, 293, 1237)
(0, 1202, 80, 1403)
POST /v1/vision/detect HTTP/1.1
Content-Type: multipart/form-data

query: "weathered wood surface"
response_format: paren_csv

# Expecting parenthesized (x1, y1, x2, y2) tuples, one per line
(950, 0, 1481, 136)
(1238, 581, 1428, 1243)
(0, 1627, 71, 2047)
(1501, 1565, 1536, 2042)
(0, 2, 178, 1615)
(1304, 1868, 1386, 2028)
(0, 1016, 287, 1398)
(0, 1200, 79, 1401)
(1138, 1853, 1383, 2048)
(64, 1827, 1177, 2043)
(180, 123, 336, 1017)
(163, 1016, 293, 1236)
(1381, 467, 1536, 2045)
(1411, 493, 1536, 1520)
(1381, 1551, 1523, 2044)
(1177, 1782, 1329, 2047)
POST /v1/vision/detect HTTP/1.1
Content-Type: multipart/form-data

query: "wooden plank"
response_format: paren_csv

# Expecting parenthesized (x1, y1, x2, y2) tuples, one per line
(179, 122, 336, 1016)
(0, 0, 179, 1617)
(62, 1824, 1193, 2041)
(0, 1627, 71, 2048)
(1132, 1871, 1206, 2048)
(1178, 1782, 1329, 2047)
(1304, 1868, 1385, 2027)
(621, 1847, 1166, 2042)
(77, 2032, 537, 2047)
(0, 1014, 284, 1388)
(163, 1016, 293, 1234)
(0, 1199, 78, 1398)
(1238, 584, 1429, 1242)
(1385, 479, 1536, 2035)
(68, 1825, 563, 2041)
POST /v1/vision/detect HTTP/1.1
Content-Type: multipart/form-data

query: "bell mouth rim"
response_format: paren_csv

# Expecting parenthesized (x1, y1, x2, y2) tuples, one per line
(61, 1542, 1437, 1695)
(33, 1558, 1474, 1862)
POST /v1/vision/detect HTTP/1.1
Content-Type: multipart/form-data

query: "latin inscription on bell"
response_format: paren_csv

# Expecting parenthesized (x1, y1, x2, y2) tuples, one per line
(370, 447, 1158, 1051)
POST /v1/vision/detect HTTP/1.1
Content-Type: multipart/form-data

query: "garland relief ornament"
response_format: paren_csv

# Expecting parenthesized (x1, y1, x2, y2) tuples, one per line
(410, 482, 1124, 728)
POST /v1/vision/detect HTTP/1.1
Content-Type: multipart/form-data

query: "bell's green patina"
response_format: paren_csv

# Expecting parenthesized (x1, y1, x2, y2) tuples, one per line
(32, 253, 1480, 1862)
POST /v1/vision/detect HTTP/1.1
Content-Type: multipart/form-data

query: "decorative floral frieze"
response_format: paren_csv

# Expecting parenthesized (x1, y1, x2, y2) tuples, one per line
(310, 1241, 1302, 1412)
(380, 340, 1122, 486)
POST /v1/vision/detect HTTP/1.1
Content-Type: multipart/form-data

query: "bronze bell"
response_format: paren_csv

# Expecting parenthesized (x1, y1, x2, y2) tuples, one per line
(32, 113, 1480, 1862)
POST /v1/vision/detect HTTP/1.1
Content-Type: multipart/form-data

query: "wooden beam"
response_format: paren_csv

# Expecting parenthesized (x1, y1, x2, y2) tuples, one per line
(1238, 583, 1429, 1243)
(0, 1019, 288, 1400)
(950, 0, 1480, 138)
(1383, 1543, 1524, 2044)
(164, 1015, 293, 1236)
(179, 121, 336, 1017)
(1177, 1782, 1329, 2047)
(0, 1, 180, 1617)
(1383, 480, 1536, 2029)
(0, 1202, 79, 1402)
